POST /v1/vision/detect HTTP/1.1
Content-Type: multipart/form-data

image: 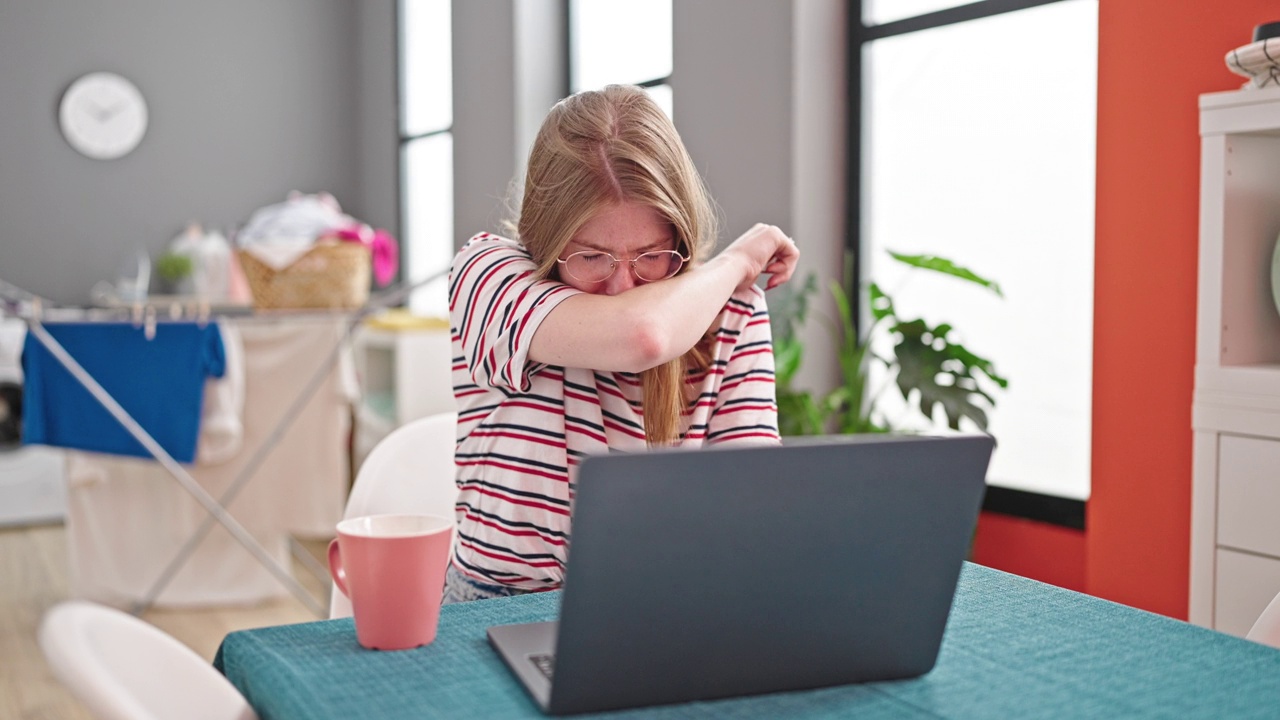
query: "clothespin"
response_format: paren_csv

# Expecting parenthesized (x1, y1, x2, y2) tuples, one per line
(168, 302, 182, 321)
(196, 300, 211, 327)
(143, 305, 157, 341)
(31, 297, 41, 322)
(131, 302, 144, 328)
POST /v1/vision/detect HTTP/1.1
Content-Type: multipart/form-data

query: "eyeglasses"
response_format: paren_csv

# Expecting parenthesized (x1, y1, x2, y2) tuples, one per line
(556, 249, 690, 283)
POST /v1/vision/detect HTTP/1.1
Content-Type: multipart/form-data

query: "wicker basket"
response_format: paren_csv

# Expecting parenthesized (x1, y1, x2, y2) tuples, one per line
(238, 242, 371, 310)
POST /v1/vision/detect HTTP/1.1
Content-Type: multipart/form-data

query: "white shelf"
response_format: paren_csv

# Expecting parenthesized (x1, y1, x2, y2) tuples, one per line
(1201, 86, 1280, 136)
(350, 324, 454, 469)
(1195, 363, 1280, 401)
(1190, 87, 1280, 635)
(353, 327, 401, 350)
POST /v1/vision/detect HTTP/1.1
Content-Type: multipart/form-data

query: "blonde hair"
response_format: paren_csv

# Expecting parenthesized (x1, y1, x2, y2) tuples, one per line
(514, 85, 719, 446)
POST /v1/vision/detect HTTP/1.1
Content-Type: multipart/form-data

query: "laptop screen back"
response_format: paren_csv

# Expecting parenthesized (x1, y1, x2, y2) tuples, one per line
(547, 433, 993, 714)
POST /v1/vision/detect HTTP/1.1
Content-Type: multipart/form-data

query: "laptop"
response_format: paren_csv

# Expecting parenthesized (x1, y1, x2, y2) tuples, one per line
(487, 433, 994, 715)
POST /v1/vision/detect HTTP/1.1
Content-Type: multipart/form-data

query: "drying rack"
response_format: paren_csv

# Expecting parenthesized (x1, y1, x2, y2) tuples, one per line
(0, 271, 447, 618)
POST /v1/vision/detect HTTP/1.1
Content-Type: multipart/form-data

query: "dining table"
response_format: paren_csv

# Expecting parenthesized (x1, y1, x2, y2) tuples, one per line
(214, 563, 1280, 719)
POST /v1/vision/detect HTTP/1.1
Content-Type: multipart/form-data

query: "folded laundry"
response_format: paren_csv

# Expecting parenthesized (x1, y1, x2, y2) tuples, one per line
(22, 321, 225, 463)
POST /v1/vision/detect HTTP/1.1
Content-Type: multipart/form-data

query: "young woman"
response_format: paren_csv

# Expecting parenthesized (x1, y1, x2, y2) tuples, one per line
(443, 85, 799, 603)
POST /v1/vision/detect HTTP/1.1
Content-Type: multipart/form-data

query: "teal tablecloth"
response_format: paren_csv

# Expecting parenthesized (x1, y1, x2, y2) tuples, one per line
(214, 564, 1280, 719)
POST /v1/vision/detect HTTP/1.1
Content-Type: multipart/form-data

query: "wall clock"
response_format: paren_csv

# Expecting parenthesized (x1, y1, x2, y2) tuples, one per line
(58, 72, 149, 160)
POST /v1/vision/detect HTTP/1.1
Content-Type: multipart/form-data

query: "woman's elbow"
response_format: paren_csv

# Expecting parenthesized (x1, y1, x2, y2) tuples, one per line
(622, 318, 673, 372)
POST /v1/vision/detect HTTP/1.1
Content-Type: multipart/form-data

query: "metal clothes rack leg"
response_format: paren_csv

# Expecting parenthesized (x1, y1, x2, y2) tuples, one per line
(132, 310, 365, 615)
(25, 319, 328, 616)
(3, 271, 447, 618)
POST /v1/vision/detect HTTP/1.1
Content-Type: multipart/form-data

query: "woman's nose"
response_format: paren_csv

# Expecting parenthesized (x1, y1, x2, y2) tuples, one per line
(603, 265, 640, 296)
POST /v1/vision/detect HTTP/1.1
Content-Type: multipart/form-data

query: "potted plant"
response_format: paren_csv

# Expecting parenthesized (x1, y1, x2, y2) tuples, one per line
(155, 252, 194, 296)
(773, 251, 1008, 436)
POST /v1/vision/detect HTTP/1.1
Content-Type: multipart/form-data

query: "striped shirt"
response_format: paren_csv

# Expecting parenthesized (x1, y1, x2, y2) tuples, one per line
(448, 232, 779, 590)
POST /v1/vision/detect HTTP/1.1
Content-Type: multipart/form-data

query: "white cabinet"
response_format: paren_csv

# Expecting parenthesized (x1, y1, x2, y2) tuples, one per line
(352, 324, 454, 468)
(1191, 86, 1280, 635)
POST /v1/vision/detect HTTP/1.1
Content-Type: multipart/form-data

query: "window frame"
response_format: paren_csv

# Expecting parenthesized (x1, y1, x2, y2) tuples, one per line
(567, 0, 673, 95)
(848, 0, 1089, 526)
(396, 0, 455, 293)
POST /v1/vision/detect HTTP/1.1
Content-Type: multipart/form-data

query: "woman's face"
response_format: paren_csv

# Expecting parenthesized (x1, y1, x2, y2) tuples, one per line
(557, 201, 678, 296)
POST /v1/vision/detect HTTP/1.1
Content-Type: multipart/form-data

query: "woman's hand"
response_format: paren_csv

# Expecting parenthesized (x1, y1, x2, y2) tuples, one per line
(720, 223, 799, 291)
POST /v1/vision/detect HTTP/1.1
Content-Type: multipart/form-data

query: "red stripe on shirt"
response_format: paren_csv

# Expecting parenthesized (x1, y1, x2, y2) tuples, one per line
(714, 404, 777, 415)
(602, 418, 646, 440)
(461, 511, 568, 546)
(730, 347, 772, 362)
(457, 458, 568, 484)
(458, 539, 562, 569)
(565, 424, 608, 443)
(711, 430, 781, 443)
(719, 375, 775, 393)
(564, 389, 603, 406)
(468, 429, 566, 449)
(466, 484, 572, 514)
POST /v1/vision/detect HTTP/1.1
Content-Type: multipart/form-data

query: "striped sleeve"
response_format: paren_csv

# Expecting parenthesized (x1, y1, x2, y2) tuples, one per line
(448, 233, 581, 393)
(706, 287, 781, 446)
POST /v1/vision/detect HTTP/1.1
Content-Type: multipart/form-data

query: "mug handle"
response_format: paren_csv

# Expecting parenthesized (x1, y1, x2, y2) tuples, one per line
(328, 538, 350, 598)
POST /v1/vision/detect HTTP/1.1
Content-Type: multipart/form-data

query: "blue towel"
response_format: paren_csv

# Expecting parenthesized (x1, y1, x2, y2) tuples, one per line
(21, 321, 225, 463)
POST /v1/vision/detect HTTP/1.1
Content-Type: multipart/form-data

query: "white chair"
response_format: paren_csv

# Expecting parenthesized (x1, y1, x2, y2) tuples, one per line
(38, 600, 257, 720)
(329, 410, 459, 619)
(1246, 589, 1280, 649)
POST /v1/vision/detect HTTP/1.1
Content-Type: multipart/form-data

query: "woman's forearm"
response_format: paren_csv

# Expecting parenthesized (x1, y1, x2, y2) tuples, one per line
(528, 223, 798, 372)
(528, 251, 750, 373)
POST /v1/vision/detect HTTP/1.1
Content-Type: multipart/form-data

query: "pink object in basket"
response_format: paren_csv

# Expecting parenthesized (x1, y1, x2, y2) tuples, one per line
(328, 226, 400, 286)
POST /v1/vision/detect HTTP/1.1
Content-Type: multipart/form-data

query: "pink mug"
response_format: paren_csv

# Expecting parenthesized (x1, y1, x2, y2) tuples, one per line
(328, 514, 454, 650)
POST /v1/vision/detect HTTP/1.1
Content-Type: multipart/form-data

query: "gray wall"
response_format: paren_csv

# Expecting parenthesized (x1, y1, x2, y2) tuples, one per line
(354, 0, 401, 248)
(675, 0, 796, 246)
(452, 0, 566, 244)
(0, 1, 368, 305)
(791, 0, 847, 396)
(452, 0, 520, 242)
(0, 0, 845, 396)
(673, 0, 845, 393)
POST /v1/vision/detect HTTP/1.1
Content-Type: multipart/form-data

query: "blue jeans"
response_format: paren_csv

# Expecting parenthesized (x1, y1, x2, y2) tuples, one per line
(441, 564, 531, 604)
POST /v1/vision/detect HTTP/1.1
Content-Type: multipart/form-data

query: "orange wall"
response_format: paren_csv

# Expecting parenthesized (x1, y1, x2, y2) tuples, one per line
(973, 512, 1086, 592)
(1089, 1, 1278, 618)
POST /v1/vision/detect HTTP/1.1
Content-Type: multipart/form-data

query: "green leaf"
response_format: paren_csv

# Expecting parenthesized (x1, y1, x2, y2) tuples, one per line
(768, 251, 1008, 439)
(888, 252, 1004, 298)
(890, 318, 1006, 431)
(868, 282, 895, 322)
(773, 338, 804, 387)
(777, 389, 826, 436)
(771, 272, 818, 342)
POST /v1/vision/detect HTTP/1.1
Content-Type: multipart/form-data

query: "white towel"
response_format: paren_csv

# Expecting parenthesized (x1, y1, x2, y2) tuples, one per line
(196, 321, 244, 465)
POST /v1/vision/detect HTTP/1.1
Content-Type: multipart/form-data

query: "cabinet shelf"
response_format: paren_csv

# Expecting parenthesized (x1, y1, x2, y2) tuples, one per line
(1196, 363, 1280, 398)
(1191, 87, 1280, 637)
(351, 324, 454, 468)
(1201, 86, 1280, 135)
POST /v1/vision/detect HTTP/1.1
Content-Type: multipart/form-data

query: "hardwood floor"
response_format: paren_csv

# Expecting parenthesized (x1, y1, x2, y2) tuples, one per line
(0, 522, 328, 720)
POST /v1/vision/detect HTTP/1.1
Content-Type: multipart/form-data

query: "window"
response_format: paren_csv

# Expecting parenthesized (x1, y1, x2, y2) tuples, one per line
(859, 0, 1097, 502)
(864, 0, 986, 26)
(569, 0, 673, 118)
(399, 0, 453, 317)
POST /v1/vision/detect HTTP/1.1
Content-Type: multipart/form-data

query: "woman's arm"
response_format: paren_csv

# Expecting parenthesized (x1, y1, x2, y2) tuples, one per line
(705, 288, 780, 446)
(529, 224, 798, 373)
